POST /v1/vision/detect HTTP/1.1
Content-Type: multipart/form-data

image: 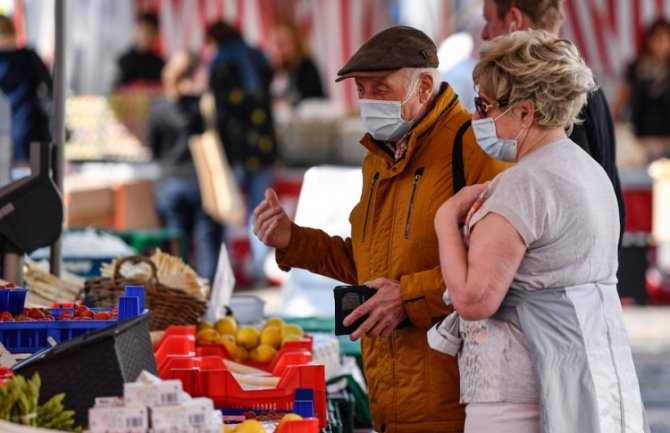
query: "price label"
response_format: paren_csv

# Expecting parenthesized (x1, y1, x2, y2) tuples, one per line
(160, 392, 179, 405)
(0, 341, 15, 368)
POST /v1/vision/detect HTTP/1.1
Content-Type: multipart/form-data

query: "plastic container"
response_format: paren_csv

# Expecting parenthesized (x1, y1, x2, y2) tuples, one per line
(0, 287, 145, 353)
(0, 288, 28, 314)
(0, 307, 125, 353)
(163, 362, 326, 428)
(274, 417, 319, 433)
(11, 312, 157, 427)
(154, 326, 313, 376)
(229, 295, 266, 324)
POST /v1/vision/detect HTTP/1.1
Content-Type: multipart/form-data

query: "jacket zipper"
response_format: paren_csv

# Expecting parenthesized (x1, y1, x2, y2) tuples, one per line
(405, 167, 425, 239)
(362, 172, 380, 242)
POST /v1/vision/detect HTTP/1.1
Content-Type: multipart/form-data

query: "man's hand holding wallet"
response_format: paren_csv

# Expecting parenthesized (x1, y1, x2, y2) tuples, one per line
(335, 277, 409, 340)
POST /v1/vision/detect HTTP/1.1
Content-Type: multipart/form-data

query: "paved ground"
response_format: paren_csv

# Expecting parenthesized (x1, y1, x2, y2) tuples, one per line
(625, 307, 670, 433)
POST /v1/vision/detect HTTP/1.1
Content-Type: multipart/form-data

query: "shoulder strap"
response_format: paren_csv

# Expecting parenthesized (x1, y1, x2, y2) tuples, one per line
(452, 119, 471, 195)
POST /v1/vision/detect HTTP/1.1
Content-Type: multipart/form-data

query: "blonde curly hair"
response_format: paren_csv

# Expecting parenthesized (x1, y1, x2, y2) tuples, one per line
(473, 29, 595, 130)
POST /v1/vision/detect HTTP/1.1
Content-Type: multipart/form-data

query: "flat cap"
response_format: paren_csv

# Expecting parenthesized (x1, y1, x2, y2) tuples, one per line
(336, 26, 439, 82)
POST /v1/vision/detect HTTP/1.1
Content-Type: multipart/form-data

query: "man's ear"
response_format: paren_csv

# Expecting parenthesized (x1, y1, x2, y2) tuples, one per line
(507, 6, 526, 31)
(418, 73, 434, 103)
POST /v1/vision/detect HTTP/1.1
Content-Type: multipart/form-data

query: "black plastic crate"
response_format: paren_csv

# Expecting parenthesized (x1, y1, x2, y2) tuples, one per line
(11, 312, 157, 427)
(326, 399, 343, 433)
(327, 391, 354, 433)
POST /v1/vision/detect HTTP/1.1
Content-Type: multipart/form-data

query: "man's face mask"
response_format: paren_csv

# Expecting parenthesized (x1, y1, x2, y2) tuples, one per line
(359, 78, 419, 142)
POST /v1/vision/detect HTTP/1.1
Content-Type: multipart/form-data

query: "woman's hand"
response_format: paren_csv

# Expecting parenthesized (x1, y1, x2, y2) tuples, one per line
(435, 182, 490, 229)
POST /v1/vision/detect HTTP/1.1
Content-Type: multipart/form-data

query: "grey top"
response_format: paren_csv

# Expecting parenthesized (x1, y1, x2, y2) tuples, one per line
(459, 138, 620, 403)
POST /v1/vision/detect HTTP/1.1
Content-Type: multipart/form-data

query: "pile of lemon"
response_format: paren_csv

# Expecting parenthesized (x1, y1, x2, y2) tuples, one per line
(196, 316, 304, 363)
(223, 414, 304, 433)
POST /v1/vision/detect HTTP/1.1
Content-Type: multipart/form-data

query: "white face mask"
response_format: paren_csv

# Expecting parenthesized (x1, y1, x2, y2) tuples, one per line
(359, 80, 418, 142)
(472, 106, 524, 162)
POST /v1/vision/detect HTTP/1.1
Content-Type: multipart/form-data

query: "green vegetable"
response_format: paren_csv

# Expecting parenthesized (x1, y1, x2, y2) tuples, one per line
(0, 373, 81, 432)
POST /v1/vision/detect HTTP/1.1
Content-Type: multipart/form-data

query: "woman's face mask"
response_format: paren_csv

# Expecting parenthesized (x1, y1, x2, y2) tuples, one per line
(472, 106, 524, 162)
(359, 79, 419, 142)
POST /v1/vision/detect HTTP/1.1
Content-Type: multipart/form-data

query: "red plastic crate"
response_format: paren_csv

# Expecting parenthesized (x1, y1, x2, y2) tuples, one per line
(154, 334, 197, 368)
(160, 356, 326, 428)
(155, 326, 313, 376)
(198, 341, 312, 376)
(158, 355, 326, 428)
(200, 364, 326, 428)
(274, 418, 319, 433)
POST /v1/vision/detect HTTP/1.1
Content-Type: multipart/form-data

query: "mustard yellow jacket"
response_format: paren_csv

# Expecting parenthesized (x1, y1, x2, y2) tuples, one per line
(277, 84, 509, 433)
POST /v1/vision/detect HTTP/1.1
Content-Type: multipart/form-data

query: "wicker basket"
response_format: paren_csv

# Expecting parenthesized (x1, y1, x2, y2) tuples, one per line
(83, 256, 207, 331)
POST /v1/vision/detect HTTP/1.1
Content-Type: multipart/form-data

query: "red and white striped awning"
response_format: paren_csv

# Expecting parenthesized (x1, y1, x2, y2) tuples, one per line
(134, 0, 390, 110)
(562, 0, 670, 76)
(11, 0, 670, 101)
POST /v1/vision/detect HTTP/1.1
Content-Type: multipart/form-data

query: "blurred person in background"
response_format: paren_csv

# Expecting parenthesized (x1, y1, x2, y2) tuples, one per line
(115, 12, 165, 88)
(207, 21, 278, 287)
(146, 50, 222, 282)
(612, 17, 670, 160)
(0, 14, 52, 164)
(480, 0, 626, 250)
(272, 20, 325, 108)
(438, 5, 485, 113)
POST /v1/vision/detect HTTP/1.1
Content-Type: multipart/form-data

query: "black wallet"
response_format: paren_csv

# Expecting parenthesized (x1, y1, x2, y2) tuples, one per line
(333, 285, 377, 335)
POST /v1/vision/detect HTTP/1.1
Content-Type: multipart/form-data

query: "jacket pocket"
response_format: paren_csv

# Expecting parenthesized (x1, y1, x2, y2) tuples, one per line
(405, 167, 425, 239)
(362, 172, 380, 242)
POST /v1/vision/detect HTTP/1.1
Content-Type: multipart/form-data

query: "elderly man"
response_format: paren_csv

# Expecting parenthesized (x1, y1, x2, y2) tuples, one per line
(480, 0, 626, 248)
(253, 26, 507, 433)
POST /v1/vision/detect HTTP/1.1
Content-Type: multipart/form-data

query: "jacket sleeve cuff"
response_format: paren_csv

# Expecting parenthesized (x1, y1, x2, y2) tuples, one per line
(275, 222, 305, 272)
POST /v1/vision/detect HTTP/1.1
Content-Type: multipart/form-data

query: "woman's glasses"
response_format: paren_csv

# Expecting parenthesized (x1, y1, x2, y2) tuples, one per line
(474, 96, 509, 118)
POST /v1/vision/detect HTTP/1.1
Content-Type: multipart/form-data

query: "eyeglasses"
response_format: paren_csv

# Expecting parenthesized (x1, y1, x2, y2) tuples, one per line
(474, 96, 509, 118)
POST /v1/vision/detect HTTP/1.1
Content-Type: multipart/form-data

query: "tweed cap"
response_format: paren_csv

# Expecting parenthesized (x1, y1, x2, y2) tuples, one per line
(336, 26, 439, 82)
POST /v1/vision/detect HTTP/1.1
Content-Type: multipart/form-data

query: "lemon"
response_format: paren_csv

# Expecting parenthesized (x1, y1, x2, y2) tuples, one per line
(277, 413, 303, 430)
(250, 344, 277, 363)
(223, 424, 235, 433)
(281, 333, 303, 346)
(281, 324, 304, 338)
(236, 325, 260, 350)
(215, 316, 238, 335)
(234, 345, 250, 362)
(263, 317, 285, 330)
(196, 321, 213, 332)
(195, 328, 220, 344)
(218, 334, 237, 356)
(234, 419, 265, 433)
(259, 325, 282, 349)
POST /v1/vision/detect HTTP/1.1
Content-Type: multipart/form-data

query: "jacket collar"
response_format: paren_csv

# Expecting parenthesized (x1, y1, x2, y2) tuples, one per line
(360, 83, 461, 175)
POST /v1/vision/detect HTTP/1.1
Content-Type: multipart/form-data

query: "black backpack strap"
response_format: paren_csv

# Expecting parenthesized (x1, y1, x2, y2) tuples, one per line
(452, 119, 472, 194)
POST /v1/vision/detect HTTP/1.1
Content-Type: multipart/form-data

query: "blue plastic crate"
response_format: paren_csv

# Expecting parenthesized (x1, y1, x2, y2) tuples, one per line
(0, 288, 28, 314)
(0, 308, 117, 353)
(0, 287, 146, 353)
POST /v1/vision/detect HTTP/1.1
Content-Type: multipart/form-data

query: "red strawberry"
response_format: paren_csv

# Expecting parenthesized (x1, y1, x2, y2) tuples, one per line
(74, 305, 89, 317)
(58, 312, 74, 320)
(28, 309, 45, 320)
(93, 311, 111, 321)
